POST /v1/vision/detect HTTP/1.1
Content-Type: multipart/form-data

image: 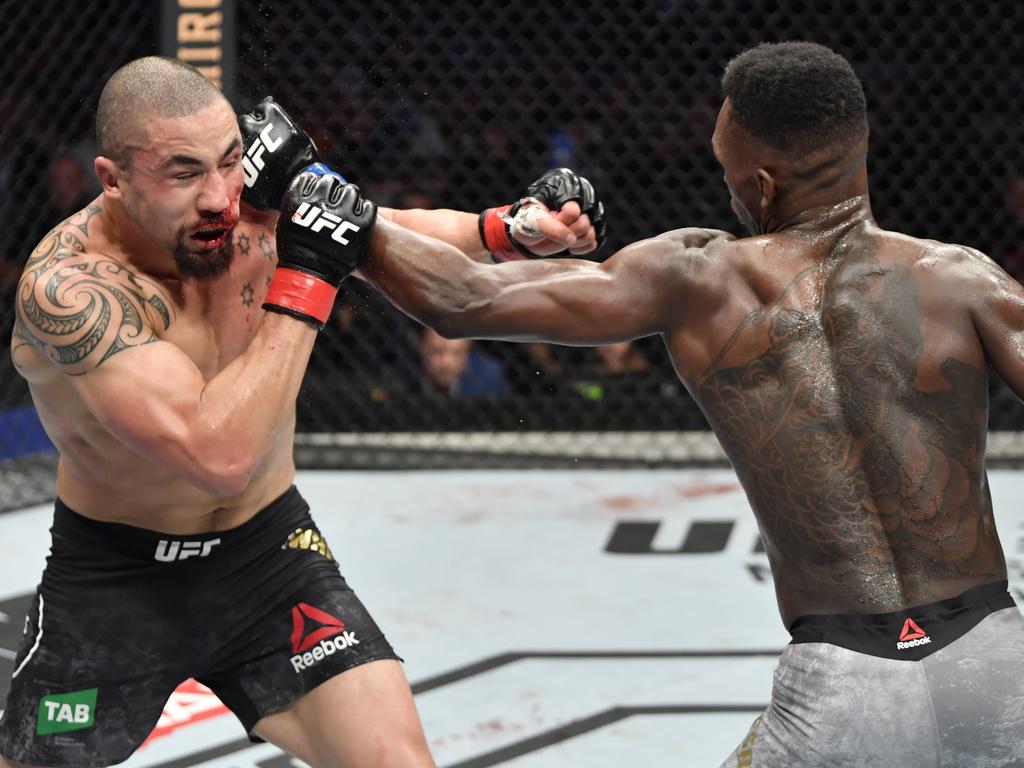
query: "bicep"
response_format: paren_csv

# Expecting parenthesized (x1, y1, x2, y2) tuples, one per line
(68, 340, 209, 463)
(966, 256, 1024, 399)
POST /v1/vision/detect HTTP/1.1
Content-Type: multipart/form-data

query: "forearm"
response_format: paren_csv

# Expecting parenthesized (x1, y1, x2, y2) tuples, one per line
(361, 216, 609, 343)
(188, 312, 316, 493)
(382, 207, 491, 262)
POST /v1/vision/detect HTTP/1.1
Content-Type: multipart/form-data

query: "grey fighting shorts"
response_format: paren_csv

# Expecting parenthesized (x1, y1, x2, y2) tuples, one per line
(720, 581, 1024, 767)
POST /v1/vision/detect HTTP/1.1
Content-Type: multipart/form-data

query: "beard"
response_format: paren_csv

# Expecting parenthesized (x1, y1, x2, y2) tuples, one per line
(172, 225, 235, 280)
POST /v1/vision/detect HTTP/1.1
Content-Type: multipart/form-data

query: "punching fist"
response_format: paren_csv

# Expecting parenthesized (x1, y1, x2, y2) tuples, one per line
(479, 168, 607, 262)
(238, 97, 320, 210)
(263, 165, 378, 328)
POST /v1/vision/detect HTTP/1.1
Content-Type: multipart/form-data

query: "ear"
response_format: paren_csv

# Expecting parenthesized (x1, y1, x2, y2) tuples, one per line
(94, 156, 123, 199)
(756, 168, 776, 210)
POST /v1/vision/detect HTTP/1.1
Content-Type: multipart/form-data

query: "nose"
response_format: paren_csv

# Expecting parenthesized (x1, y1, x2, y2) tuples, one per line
(197, 169, 230, 215)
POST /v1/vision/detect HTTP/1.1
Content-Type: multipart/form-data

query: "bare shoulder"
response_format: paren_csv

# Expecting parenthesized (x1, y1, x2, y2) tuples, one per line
(619, 227, 736, 267)
(13, 216, 176, 377)
(900, 234, 1016, 295)
(651, 227, 737, 253)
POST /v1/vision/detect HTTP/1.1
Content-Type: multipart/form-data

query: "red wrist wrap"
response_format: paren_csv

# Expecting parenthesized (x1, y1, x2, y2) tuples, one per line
(263, 268, 337, 326)
(480, 205, 525, 263)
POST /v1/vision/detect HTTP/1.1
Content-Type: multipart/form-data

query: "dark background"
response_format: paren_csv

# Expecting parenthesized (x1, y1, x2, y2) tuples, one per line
(1, 1, 1023, 504)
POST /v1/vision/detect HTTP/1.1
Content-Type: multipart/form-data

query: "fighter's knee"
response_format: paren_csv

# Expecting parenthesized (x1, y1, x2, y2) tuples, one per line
(374, 732, 435, 768)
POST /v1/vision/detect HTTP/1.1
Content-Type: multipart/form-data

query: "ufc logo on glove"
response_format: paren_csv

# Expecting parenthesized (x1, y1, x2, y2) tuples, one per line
(290, 203, 362, 244)
(242, 123, 285, 187)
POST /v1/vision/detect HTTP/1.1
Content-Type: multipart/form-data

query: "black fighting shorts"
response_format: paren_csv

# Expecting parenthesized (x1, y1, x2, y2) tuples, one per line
(0, 486, 399, 767)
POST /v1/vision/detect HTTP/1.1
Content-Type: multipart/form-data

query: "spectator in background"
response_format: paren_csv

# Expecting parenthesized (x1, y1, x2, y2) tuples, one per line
(47, 150, 97, 219)
(586, 340, 650, 377)
(418, 328, 508, 397)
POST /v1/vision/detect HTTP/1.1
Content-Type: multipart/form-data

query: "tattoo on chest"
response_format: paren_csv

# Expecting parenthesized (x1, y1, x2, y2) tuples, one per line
(695, 242, 996, 605)
(17, 227, 176, 369)
(257, 232, 275, 262)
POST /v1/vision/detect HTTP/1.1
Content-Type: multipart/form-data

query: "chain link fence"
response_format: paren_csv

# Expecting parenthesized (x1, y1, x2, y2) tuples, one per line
(1, 1, 1023, 506)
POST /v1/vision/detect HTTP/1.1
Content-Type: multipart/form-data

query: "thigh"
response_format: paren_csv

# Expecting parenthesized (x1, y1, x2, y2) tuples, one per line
(0, 579, 182, 767)
(253, 659, 434, 768)
(195, 510, 406, 739)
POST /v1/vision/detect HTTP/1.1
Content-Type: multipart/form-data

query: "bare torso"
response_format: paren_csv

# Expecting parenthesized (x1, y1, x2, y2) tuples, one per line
(10, 199, 292, 533)
(665, 204, 1006, 625)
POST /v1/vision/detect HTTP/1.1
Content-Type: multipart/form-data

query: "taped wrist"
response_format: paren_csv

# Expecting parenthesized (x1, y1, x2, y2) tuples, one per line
(262, 267, 337, 328)
(479, 204, 530, 263)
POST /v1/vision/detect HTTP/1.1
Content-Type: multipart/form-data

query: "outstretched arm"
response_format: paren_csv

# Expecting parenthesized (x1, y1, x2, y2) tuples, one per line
(361, 220, 728, 346)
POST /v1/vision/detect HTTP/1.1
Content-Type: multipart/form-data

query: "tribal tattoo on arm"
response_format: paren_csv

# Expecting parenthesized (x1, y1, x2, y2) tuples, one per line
(16, 222, 175, 373)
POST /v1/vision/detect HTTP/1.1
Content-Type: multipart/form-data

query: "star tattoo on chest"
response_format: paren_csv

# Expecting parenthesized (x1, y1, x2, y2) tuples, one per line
(240, 282, 255, 307)
(257, 233, 274, 261)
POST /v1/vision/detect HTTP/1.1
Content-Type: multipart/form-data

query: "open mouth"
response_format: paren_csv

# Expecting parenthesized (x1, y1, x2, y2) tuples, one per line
(190, 228, 230, 250)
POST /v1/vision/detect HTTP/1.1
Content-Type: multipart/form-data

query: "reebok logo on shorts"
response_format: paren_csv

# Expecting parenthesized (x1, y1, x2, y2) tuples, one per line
(896, 618, 931, 650)
(36, 688, 97, 735)
(289, 602, 359, 673)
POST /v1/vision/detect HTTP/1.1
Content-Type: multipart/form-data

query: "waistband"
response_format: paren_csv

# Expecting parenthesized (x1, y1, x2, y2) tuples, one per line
(788, 581, 1015, 661)
(51, 485, 310, 563)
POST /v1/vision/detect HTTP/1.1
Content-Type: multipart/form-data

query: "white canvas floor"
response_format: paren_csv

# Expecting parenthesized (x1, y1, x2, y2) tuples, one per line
(1, 469, 1022, 767)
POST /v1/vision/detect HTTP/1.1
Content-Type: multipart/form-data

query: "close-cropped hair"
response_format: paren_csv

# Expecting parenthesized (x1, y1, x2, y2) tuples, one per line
(722, 41, 868, 153)
(96, 56, 223, 166)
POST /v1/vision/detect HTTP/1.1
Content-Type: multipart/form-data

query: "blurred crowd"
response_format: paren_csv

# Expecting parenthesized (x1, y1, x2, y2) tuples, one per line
(2, 0, 1023, 431)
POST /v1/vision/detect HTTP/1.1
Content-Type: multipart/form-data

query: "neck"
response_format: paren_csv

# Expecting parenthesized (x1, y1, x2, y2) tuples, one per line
(774, 193, 874, 236)
(99, 195, 180, 280)
(763, 153, 872, 235)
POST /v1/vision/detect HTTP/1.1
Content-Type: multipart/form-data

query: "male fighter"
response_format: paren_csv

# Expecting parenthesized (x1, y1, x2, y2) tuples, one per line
(0, 56, 601, 767)
(358, 42, 1024, 766)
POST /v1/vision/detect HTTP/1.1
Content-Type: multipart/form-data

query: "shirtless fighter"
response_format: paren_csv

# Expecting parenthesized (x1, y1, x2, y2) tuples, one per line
(0, 57, 601, 767)
(358, 42, 1024, 765)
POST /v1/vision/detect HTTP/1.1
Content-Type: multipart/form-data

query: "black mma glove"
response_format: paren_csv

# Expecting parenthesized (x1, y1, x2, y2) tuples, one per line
(239, 96, 320, 210)
(263, 165, 377, 328)
(479, 167, 608, 262)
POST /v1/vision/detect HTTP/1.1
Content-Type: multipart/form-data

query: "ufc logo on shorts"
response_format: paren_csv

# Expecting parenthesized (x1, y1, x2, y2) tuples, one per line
(290, 203, 361, 244)
(154, 538, 222, 562)
(242, 123, 284, 187)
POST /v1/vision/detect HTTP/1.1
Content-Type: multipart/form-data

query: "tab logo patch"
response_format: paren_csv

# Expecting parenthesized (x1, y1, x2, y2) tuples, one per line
(36, 688, 97, 735)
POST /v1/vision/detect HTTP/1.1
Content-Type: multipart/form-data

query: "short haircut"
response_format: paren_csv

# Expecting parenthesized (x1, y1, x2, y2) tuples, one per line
(721, 42, 868, 153)
(96, 57, 224, 166)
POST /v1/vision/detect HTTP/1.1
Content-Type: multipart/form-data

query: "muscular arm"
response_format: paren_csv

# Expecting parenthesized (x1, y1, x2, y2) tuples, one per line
(965, 247, 1024, 400)
(16, 250, 315, 497)
(379, 207, 492, 262)
(361, 219, 728, 345)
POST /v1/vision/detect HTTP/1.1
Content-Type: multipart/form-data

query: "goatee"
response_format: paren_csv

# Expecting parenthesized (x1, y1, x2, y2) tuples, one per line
(173, 233, 234, 280)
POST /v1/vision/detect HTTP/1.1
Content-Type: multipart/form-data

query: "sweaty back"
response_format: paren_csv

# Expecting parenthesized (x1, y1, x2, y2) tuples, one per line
(681, 214, 1003, 624)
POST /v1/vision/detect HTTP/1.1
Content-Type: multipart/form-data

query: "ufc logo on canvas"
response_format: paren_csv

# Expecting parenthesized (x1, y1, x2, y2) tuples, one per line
(242, 123, 284, 187)
(154, 538, 222, 562)
(290, 203, 362, 244)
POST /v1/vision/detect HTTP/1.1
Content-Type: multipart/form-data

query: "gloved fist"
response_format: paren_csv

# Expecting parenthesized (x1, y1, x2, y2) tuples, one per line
(263, 164, 377, 328)
(239, 97, 320, 210)
(479, 168, 607, 262)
